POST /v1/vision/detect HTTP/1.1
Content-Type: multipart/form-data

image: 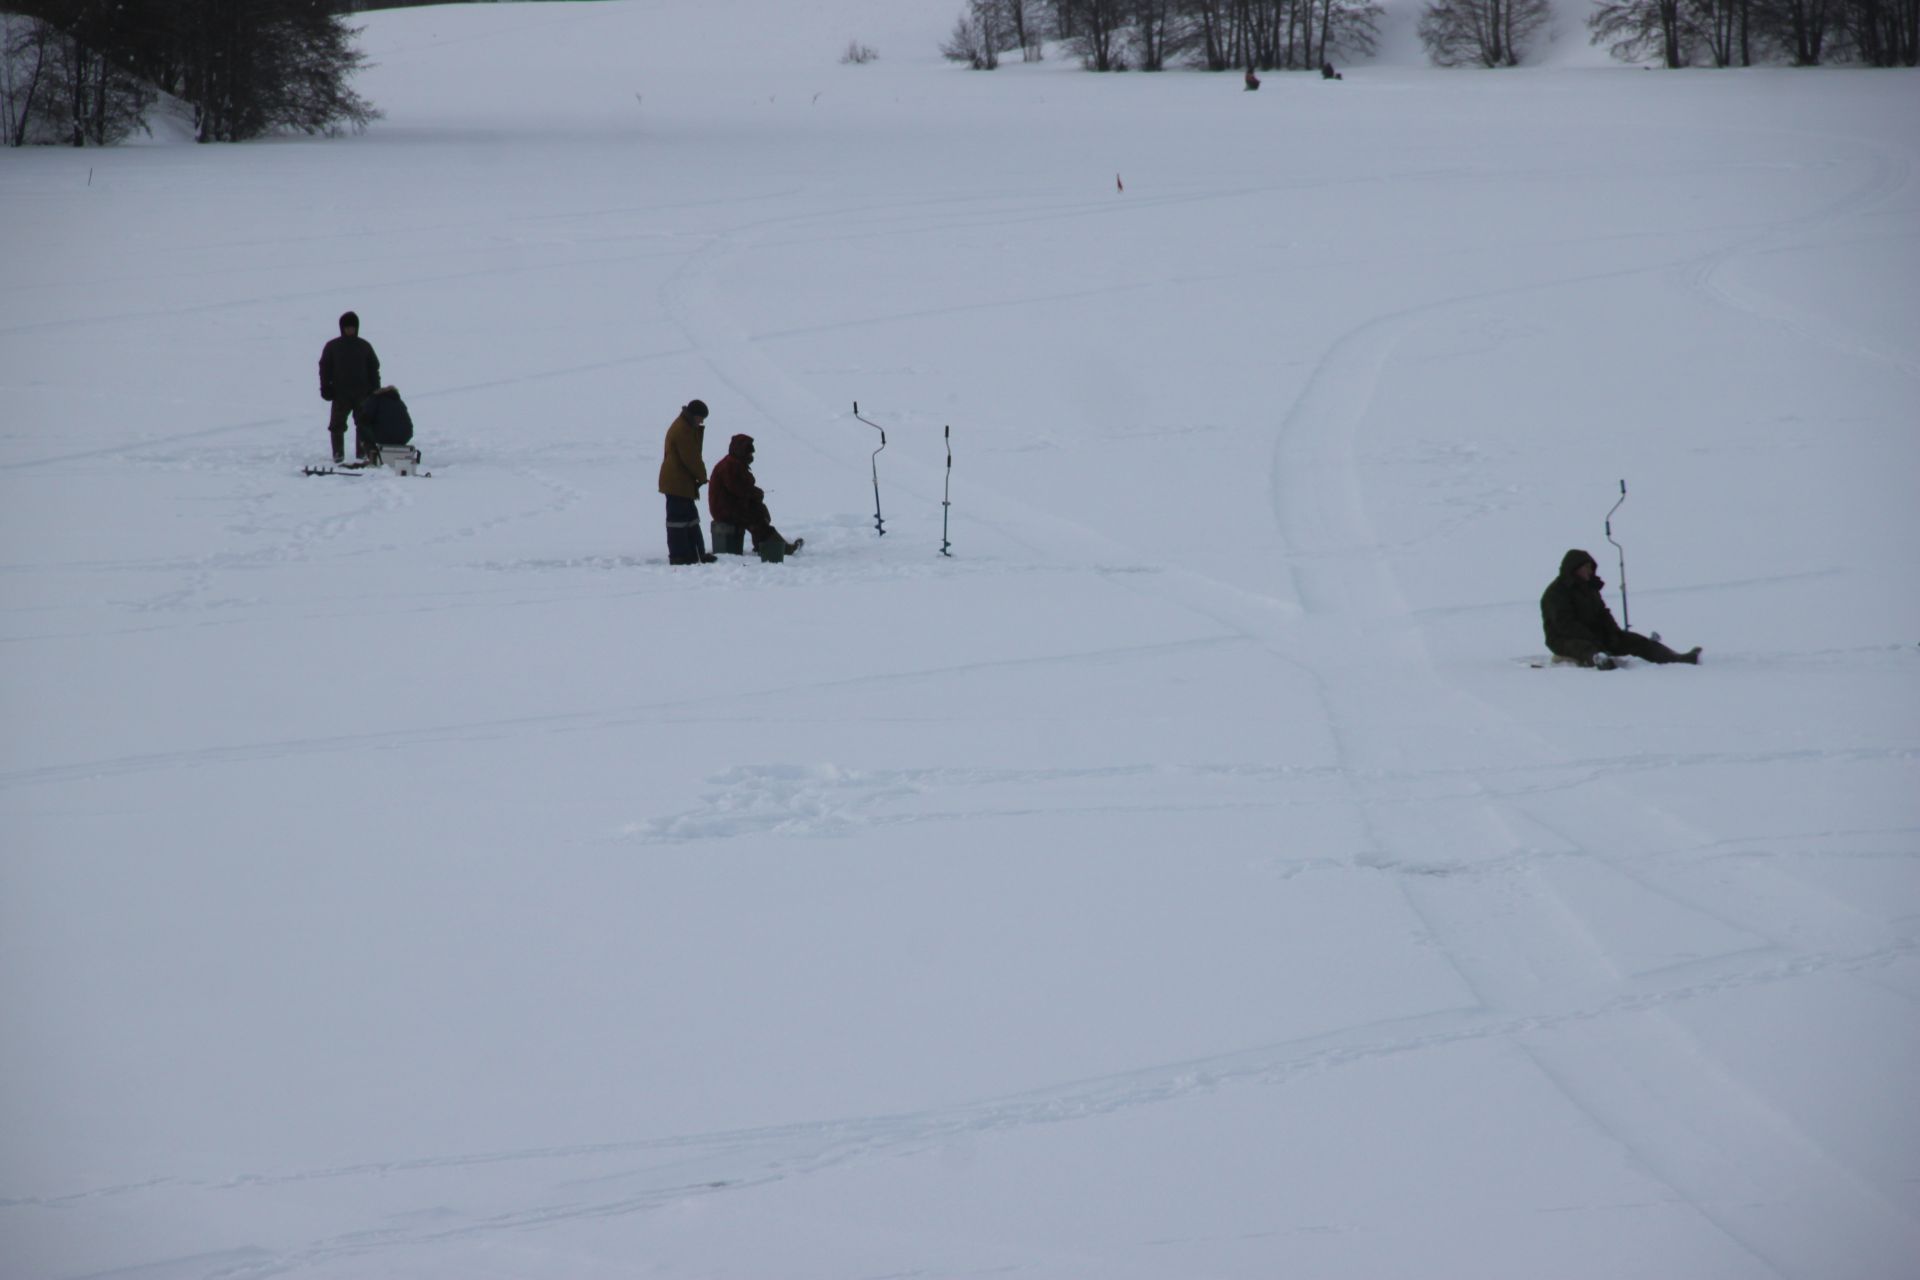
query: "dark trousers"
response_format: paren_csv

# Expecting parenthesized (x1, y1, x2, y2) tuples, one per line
(1554, 631, 1688, 666)
(1613, 631, 1690, 664)
(712, 519, 785, 561)
(327, 398, 368, 461)
(665, 495, 707, 565)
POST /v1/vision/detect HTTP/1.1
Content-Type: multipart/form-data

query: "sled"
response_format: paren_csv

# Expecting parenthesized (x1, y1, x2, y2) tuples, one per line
(301, 444, 429, 478)
(373, 443, 425, 476)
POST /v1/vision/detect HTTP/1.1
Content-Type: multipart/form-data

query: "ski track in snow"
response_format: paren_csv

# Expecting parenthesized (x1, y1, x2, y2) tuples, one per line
(15, 936, 1914, 1280)
(1685, 132, 1920, 384)
(1248, 119, 1920, 1275)
(624, 745, 1916, 847)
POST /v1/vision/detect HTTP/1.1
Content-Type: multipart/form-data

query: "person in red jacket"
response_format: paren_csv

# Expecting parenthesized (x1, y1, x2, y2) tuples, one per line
(708, 434, 802, 562)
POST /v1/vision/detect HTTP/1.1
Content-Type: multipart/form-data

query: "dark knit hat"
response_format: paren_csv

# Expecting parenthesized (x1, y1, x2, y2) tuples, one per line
(339, 311, 360, 333)
(684, 399, 709, 421)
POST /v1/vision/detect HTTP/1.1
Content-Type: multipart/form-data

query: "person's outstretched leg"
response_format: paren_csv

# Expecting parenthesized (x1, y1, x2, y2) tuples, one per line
(1619, 632, 1700, 664)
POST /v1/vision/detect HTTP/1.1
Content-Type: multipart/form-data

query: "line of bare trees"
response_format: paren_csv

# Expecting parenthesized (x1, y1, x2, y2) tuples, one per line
(1417, 0, 1551, 66)
(4, 7, 149, 146)
(1416, 0, 1917, 66)
(1589, 0, 1918, 65)
(3, 0, 378, 146)
(1588, 0, 1917, 65)
(943, 0, 1383, 72)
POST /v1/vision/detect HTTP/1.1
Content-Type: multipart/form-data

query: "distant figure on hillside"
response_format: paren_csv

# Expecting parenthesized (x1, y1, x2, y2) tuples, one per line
(659, 399, 716, 565)
(708, 433, 802, 563)
(1244, 65, 1260, 90)
(318, 311, 380, 464)
(1321, 61, 1342, 80)
(1541, 549, 1699, 670)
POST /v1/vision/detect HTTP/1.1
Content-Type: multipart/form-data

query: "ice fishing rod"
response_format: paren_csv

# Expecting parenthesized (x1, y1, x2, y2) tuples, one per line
(852, 400, 886, 536)
(940, 424, 953, 557)
(1604, 478, 1629, 631)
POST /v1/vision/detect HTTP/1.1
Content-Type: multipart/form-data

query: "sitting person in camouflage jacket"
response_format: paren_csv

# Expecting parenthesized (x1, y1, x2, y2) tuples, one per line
(1541, 549, 1699, 669)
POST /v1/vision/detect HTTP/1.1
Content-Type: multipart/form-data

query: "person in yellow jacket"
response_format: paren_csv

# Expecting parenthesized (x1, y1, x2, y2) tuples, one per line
(658, 399, 716, 564)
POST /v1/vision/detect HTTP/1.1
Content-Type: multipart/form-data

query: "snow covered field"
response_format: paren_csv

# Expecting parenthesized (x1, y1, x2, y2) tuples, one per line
(3, 2, 1919, 1276)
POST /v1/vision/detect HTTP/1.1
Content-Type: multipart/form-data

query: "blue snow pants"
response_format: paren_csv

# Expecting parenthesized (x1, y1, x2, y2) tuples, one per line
(665, 494, 707, 565)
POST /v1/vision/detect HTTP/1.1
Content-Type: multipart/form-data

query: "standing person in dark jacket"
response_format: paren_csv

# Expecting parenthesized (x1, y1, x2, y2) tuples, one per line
(318, 311, 381, 464)
(1541, 549, 1700, 669)
(708, 433, 801, 562)
(658, 399, 716, 565)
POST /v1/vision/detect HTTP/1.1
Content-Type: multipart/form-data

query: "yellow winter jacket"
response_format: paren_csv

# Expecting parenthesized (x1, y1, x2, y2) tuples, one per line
(657, 413, 708, 499)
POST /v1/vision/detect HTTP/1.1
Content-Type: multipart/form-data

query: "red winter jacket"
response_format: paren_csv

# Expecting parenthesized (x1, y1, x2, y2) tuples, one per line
(708, 434, 772, 535)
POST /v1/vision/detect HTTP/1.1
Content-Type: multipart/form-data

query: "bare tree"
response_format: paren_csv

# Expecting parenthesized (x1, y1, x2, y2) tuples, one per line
(1753, 0, 1837, 60)
(941, 3, 1002, 67)
(1315, 0, 1385, 63)
(9, 0, 378, 142)
(1419, 0, 1550, 65)
(1183, 0, 1245, 69)
(39, 2, 153, 146)
(1052, 0, 1131, 68)
(993, 0, 1046, 59)
(162, 0, 378, 141)
(1892, 0, 1917, 61)
(2, 15, 58, 145)
(1589, 0, 1694, 65)
(1130, 0, 1181, 68)
(1687, 0, 1751, 62)
(1212, 0, 1381, 72)
(1838, 0, 1919, 62)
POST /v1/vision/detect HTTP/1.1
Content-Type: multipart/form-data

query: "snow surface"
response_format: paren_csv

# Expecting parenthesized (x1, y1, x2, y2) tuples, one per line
(3, 2, 1919, 1277)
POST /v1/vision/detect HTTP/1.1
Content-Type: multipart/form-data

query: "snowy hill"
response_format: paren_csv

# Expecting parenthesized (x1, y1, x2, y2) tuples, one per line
(3, 2, 1918, 1277)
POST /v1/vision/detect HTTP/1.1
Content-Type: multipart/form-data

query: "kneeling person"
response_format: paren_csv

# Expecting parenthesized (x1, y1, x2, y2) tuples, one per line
(360, 386, 413, 457)
(709, 434, 801, 562)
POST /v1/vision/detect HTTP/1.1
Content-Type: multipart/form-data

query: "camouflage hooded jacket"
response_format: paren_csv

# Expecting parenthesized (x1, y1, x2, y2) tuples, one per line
(1540, 548, 1625, 656)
